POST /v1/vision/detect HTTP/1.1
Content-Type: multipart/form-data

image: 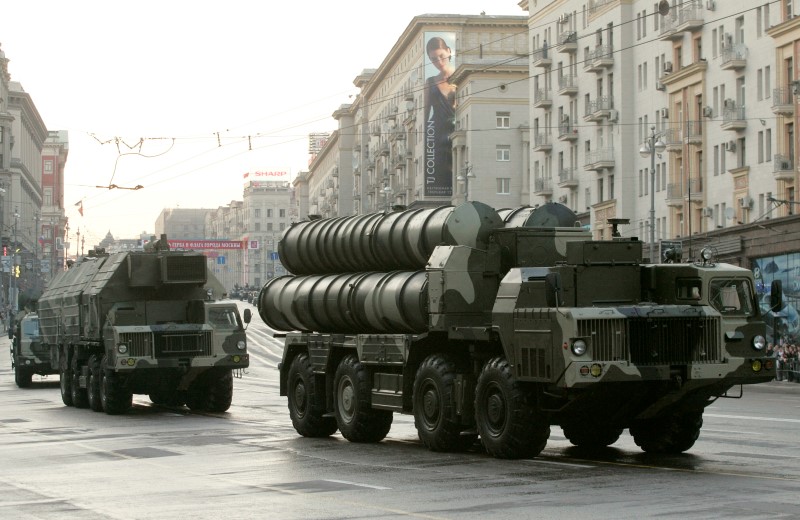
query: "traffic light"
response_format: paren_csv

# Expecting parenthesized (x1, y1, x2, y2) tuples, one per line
(2, 246, 6, 256)
(14, 265, 20, 278)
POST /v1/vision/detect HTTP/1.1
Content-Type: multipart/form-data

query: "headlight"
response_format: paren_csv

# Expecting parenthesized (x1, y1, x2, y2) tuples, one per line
(701, 247, 714, 261)
(752, 335, 766, 351)
(236, 340, 246, 350)
(571, 339, 587, 356)
(117, 344, 128, 354)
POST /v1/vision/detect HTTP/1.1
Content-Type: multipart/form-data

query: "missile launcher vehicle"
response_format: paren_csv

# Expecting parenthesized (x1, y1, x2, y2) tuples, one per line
(37, 235, 251, 415)
(259, 202, 773, 458)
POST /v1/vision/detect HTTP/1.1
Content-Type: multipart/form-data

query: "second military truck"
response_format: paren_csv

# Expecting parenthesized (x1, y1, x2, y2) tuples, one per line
(258, 202, 774, 459)
(38, 235, 250, 414)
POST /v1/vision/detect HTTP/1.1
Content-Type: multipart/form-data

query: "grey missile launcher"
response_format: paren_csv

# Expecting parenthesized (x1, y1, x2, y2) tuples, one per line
(38, 235, 251, 415)
(259, 202, 774, 458)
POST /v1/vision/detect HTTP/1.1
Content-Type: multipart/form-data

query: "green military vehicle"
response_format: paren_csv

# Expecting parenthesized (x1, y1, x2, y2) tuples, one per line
(38, 235, 251, 415)
(10, 312, 58, 388)
(258, 202, 774, 458)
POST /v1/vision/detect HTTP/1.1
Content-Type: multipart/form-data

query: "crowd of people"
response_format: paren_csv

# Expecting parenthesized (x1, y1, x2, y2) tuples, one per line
(766, 340, 800, 382)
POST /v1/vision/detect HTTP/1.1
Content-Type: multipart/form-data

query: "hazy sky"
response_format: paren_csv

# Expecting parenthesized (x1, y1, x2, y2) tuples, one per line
(0, 1, 524, 246)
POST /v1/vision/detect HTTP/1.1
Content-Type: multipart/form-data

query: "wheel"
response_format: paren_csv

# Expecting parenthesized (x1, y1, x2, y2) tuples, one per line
(14, 367, 33, 388)
(333, 354, 392, 443)
(100, 355, 132, 415)
(413, 354, 476, 452)
(185, 370, 234, 412)
(59, 350, 73, 406)
(286, 353, 337, 437)
(474, 357, 549, 459)
(70, 355, 89, 409)
(561, 422, 623, 449)
(630, 410, 703, 454)
(86, 355, 103, 412)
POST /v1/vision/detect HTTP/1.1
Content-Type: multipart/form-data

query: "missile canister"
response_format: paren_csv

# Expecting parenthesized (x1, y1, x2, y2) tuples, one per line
(278, 201, 503, 275)
(257, 270, 428, 333)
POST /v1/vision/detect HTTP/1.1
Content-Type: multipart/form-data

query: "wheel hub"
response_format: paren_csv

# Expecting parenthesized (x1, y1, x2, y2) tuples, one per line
(422, 387, 440, 423)
(338, 379, 355, 421)
(293, 380, 307, 413)
(486, 392, 505, 428)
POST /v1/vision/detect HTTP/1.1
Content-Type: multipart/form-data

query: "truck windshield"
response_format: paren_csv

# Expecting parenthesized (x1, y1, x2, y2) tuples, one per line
(207, 308, 239, 329)
(709, 278, 755, 316)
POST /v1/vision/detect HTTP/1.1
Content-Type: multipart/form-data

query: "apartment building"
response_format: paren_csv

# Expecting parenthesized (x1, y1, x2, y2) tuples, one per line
(525, 0, 800, 263)
(297, 14, 530, 217)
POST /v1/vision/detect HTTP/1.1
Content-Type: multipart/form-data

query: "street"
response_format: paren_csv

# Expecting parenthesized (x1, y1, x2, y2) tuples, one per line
(2, 300, 800, 520)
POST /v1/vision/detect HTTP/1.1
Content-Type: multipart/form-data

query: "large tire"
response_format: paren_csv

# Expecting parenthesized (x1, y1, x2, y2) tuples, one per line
(86, 355, 103, 412)
(14, 366, 33, 388)
(475, 357, 549, 459)
(286, 353, 337, 437)
(561, 422, 623, 449)
(59, 350, 73, 406)
(413, 354, 476, 452)
(100, 355, 132, 415)
(70, 355, 89, 409)
(185, 371, 234, 412)
(333, 354, 392, 443)
(630, 410, 703, 454)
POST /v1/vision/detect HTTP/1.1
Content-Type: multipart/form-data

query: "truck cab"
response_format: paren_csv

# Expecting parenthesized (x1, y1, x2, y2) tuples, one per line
(11, 313, 57, 388)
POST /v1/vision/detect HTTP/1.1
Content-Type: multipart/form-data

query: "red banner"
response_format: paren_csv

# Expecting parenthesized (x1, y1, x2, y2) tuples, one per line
(168, 240, 243, 250)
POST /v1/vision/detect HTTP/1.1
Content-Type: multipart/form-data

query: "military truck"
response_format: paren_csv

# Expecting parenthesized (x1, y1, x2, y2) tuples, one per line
(38, 235, 251, 415)
(258, 202, 774, 459)
(10, 312, 58, 388)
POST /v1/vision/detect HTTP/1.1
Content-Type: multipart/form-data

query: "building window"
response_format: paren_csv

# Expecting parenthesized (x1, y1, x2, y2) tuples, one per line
(44, 160, 53, 174)
(44, 188, 53, 206)
(279, 209, 285, 218)
(267, 223, 273, 231)
(765, 66, 771, 98)
(267, 209, 273, 218)
(255, 222, 261, 231)
(280, 223, 286, 231)
(497, 178, 511, 194)
(255, 208, 261, 218)
(496, 145, 511, 161)
(496, 112, 510, 128)
(758, 131, 764, 163)
(766, 129, 772, 161)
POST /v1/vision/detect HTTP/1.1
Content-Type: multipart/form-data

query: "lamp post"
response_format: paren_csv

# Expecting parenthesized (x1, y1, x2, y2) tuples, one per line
(457, 162, 475, 202)
(639, 126, 666, 262)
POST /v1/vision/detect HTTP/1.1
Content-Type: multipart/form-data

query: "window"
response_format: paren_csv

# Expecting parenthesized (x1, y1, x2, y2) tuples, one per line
(496, 145, 511, 161)
(709, 278, 755, 316)
(267, 209, 273, 218)
(714, 145, 720, 175)
(44, 188, 53, 206)
(44, 160, 53, 174)
(766, 128, 772, 161)
(643, 62, 647, 89)
(765, 66, 771, 98)
(757, 7, 763, 38)
(267, 223, 273, 231)
(280, 223, 286, 231)
(639, 170, 643, 197)
(496, 112, 510, 128)
(255, 222, 261, 231)
(254, 208, 261, 218)
(758, 131, 764, 163)
(609, 174, 615, 199)
(758, 69, 764, 100)
(497, 178, 511, 194)
(280, 209, 286, 218)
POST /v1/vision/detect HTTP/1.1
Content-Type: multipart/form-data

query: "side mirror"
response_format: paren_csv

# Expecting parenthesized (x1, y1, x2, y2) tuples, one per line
(770, 280, 783, 312)
(243, 308, 252, 324)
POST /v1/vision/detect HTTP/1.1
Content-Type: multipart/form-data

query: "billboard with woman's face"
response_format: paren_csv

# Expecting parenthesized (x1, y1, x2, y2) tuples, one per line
(423, 32, 456, 197)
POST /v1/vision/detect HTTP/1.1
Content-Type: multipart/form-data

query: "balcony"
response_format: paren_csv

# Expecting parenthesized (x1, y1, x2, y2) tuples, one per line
(720, 44, 747, 70)
(534, 178, 553, 195)
(378, 141, 390, 156)
(557, 30, 577, 53)
(772, 87, 795, 116)
(686, 178, 703, 200)
(558, 74, 578, 96)
(686, 121, 703, 145)
(558, 121, 579, 141)
(664, 128, 683, 153)
(721, 104, 747, 131)
(532, 46, 552, 68)
(533, 88, 552, 108)
(533, 133, 552, 153)
(584, 96, 613, 122)
(674, 2, 704, 33)
(583, 148, 615, 171)
(558, 167, 579, 188)
(583, 45, 614, 72)
(658, 16, 681, 41)
(774, 153, 796, 181)
(666, 183, 684, 207)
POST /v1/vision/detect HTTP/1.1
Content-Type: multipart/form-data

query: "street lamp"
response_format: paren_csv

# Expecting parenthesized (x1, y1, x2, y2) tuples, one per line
(639, 126, 666, 262)
(457, 162, 475, 202)
(383, 183, 392, 212)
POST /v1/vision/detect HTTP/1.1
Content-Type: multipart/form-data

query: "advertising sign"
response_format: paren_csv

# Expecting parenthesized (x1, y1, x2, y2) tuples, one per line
(168, 240, 243, 250)
(423, 31, 456, 198)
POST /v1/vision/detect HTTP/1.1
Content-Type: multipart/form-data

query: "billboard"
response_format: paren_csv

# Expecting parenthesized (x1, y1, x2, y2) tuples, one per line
(168, 240, 243, 250)
(423, 31, 456, 198)
(243, 170, 291, 181)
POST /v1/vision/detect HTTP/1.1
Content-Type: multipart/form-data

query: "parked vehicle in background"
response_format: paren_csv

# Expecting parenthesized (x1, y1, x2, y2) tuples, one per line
(10, 312, 57, 388)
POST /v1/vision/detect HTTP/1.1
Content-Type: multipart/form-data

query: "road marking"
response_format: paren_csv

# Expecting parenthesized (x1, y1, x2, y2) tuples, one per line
(0, 498, 67, 507)
(324, 479, 391, 490)
(705, 413, 800, 424)
(528, 459, 596, 469)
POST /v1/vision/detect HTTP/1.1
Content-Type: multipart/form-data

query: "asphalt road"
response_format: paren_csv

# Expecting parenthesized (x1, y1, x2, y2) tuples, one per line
(2, 300, 800, 519)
